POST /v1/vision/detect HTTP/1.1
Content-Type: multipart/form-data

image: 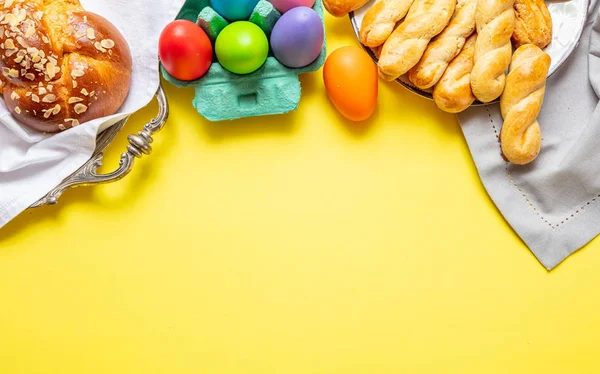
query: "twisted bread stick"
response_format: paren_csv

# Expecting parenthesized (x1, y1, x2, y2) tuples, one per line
(470, 0, 515, 103)
(323, 0, 371, 17)
(500, 44, 551, 165)
(433, 33, 477, 113)
(378, 0, 456, 81)
(360, 0, 416, 47)
(408, 0, 477, 89)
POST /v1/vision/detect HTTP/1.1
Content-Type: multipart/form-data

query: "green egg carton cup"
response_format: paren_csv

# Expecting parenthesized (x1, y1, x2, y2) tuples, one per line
(162, 0, 327, 122)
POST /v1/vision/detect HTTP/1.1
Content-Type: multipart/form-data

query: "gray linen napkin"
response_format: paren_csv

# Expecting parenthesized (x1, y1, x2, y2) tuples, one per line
(458, 0, 600, 269)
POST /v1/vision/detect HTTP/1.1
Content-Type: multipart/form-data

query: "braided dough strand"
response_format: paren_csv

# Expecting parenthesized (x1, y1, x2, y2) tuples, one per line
(377, 0, 456, 82)
(408, 0, 477, 89)
(432, 33, 477, 113)
(500, 44, 551, 165)
(360, 0, 416, 48)
(470, 0, 515, 103)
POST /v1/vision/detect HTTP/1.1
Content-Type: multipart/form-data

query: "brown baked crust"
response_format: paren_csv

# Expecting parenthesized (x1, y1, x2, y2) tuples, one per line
(433, 33, 477, 113)
(0, 0, 132, 133)
(499, 44, 551, 165)
(377, 0, 456, 81)
(359, 0, 415, 48)
(323, 0, 371, 17)
(470, 0, 515, 103)
(512, 0, 552, 49)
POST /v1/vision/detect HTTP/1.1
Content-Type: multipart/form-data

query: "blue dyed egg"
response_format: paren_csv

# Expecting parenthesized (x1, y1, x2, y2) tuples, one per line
(210, 0, 260, 21)
(270, 7, 324, 68)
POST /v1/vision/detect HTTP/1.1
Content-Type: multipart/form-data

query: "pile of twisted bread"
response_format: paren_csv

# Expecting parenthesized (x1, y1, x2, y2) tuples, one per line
(324, 0, 553, 164)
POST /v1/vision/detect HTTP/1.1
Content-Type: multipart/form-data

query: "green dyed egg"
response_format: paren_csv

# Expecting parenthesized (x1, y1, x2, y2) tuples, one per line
(215, 21, 269, 75)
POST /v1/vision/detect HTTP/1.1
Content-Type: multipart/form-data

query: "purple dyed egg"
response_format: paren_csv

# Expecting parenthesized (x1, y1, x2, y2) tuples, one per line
(270, 7, 324, 68)
(269, 0, 316, 13)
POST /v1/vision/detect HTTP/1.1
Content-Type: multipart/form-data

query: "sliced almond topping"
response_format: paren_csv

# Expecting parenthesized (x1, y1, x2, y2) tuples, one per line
(81, 88, 89, 96)
(94, 42, 106, 53)
(8, 68, 19, 78)
(16, 36, 28, 48)
(43, 109, 52, 118)
(46, 62, 56, 79)
(10, 91, 19, 100)
(65, 118, 80, 127)
(5, 14, 18, 27)
(68, 97, 84, 104)
(71, 69, 84, 78)
(86, 28, 95, 40)
(74, 103, 87, 114)
(34, 11, 44, 21)
(4, 38, 15, 49)
(2, 67, 9, 76)
(31, 94, 40, 103)
(41, 35, 49, 44)
(13, 55, 23, 63)
(72, 80, 78, 88)
(17, 8, 26, 23)
(47, 84, 53, 92)
(5, 48, 17, 57)
(24, 73, 35, 80)
(100, 39, 115, 49)
(38, 87, 46, 95)
(58, 123, 66, 131)
(25, 25, 35, 38)
(15, 106, 21, 114)
(42, 94, 56, 103)
(52, 104, 61, 115)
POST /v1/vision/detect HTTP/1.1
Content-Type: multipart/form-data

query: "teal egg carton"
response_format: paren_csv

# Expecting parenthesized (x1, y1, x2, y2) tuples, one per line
(162, 0, 327, 121)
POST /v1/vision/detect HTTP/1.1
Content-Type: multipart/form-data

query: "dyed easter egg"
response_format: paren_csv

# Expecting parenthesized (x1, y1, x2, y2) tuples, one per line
(210, 0, 260, 21)
(159, 20, 213, 81)
(268, 0, 316, 13)
(270, 7, 324, 68)
(323, 46, 378, 121)
(215, 22, 269, 74)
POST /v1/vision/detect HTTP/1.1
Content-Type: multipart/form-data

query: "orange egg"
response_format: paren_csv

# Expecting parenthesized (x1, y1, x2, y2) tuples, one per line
(323, 46, 378, 122)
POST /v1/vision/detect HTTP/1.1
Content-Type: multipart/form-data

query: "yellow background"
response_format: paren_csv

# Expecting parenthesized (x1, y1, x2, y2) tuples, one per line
(1, 13, 600, 374)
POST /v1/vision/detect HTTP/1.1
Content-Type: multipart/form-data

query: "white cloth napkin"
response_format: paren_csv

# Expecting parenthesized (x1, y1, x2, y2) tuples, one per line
(458, 0, 600, 269)
(0, 0, 184, 228)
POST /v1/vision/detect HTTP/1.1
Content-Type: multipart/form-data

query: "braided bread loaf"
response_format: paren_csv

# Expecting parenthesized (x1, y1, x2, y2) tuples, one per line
(433, 33, 477, 113)
(470, 0, 515, 103)
(359, 0, 415, 48)
(0, 0, 132, 133)
(408, 0, 477, 89)
(499, 44, 551, 165)
(377, 0, 455, 82)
